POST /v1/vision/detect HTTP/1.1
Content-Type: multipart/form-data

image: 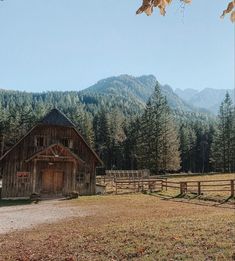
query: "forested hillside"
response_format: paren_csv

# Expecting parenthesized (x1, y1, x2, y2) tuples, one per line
(0, 75, 234, 174)
(82, 75, 196, 112)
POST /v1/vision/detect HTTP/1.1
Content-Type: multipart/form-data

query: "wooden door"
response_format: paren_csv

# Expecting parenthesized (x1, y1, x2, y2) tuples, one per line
(42, 170, 64, 194)
(54, 171, 64, 192)
(42, 170, 54, 193)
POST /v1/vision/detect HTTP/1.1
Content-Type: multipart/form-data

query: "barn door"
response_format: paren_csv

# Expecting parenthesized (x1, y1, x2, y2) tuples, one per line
(42, 170, 54, 193)
(54, 171, 64, 192)
(42, 170, 64, 194)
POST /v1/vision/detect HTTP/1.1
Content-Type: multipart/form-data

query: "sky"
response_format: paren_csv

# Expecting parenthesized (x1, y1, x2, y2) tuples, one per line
(0, 0, 234, 92)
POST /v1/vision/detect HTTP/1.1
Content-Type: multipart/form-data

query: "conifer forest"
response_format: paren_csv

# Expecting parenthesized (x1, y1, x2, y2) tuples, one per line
(0, 75, 234, 174)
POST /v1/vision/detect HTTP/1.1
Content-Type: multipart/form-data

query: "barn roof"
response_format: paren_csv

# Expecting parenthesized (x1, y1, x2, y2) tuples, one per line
(40, 108, 75, 127)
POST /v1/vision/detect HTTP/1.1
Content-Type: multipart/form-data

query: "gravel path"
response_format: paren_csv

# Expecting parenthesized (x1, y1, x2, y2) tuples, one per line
(0, 200, 92, 234)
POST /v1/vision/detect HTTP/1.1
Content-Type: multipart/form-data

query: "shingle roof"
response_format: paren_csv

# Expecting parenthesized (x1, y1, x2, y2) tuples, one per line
(40, 108, 75, 127)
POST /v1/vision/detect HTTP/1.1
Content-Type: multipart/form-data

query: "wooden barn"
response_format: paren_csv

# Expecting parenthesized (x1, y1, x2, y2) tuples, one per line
(0, 109, 103, 199)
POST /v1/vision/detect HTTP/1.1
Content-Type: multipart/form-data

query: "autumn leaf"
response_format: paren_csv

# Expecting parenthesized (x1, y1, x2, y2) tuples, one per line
(220, 0, 235, 21)
(136, 0, 234, 22)
(136, 0, 173, 16)
(231, 10, 235, 22)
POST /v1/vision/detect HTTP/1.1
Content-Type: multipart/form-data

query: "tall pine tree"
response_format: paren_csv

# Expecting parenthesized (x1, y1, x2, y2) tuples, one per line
(137, 83, 181, 173)
(211, 93, 234, 172)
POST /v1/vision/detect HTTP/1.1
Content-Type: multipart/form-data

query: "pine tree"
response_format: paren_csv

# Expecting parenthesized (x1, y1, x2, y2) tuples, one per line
(137, 83, 181, 173)
(82, 113, 95, 148)
(93, 109, 111, 168)
(231, 108, 235, 171)
(211, 93, 234, 172)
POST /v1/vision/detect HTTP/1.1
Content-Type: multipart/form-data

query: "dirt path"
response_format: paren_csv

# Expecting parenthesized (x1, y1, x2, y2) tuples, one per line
(0, 199, 93, 234)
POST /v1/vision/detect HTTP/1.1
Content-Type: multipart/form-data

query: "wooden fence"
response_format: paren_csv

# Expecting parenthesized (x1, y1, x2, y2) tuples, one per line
(105, 169, 150, 179)
(162, 179, 235, 197)
(114, 178, 163, 194)
(96, 175, 235, 197)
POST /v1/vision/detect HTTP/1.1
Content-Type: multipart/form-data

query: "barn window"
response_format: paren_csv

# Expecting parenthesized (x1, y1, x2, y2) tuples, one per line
(76, 165, 86, 182)
(76, 170, 84, 182)
(35, 136, 45, 147)
(61, 138, 73, 149)
(16, 172, 30, 184)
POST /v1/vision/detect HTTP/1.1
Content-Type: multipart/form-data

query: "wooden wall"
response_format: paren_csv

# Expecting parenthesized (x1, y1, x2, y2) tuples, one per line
(0, 124, 98, 198)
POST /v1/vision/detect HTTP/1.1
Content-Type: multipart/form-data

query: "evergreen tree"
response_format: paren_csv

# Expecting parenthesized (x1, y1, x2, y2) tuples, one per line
(137, 83, 181, 173)
(211, 93, 234, 172)
(93, 109, 111, 168)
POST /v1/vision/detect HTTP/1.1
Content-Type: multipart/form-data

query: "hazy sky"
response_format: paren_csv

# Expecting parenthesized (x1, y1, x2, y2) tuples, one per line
(0, 0, 234, 92)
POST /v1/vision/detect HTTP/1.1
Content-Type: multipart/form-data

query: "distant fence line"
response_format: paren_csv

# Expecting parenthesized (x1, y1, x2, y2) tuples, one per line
(105, 169, 150, 179)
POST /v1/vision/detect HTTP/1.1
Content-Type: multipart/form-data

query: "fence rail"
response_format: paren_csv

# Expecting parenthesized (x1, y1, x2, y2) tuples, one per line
(114, 178, 163, 194)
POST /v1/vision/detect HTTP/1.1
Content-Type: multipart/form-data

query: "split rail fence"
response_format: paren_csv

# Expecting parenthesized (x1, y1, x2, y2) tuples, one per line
(96, 175, 235, 197)
(162, 179, 235, 197)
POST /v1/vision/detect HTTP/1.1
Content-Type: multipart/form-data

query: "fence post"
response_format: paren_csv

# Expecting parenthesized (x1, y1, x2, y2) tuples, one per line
(115, 179, 117, 195)
(180, 182, 187, 195)
(231, 180, 234, 197)
(197, 181, 201, 195)
(166, 178, 168, 191)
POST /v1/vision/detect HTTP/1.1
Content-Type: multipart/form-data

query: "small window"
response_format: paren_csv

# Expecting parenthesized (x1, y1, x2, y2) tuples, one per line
(35, 136, 45, 147)
(76, 170, 85, 182)
(17, 172, 30, 184)
(76, 165, 86, 182)
(61, 138, 73, 149)
(61, 138, 68, 147)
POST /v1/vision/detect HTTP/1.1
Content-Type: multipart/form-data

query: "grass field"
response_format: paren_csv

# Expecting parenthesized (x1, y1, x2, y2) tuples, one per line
(0, 194, 234, 261)
(169, 173, 235, 182)
(0, 199, 32, 207)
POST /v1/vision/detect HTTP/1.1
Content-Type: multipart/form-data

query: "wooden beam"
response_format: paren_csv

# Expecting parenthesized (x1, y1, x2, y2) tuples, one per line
(73, 160, 76, 191)
(32, 159, 36, 193)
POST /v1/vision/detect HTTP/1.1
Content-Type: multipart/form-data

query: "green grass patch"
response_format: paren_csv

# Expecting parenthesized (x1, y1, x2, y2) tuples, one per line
(0, 199, 32, 207)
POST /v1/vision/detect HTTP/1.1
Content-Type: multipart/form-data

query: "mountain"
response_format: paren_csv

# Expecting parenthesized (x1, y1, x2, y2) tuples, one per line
(1, 74, 228, 119)
(175, 88, 198, 102)
(175, 88, 234, 114)
(81, 74, 195, 113)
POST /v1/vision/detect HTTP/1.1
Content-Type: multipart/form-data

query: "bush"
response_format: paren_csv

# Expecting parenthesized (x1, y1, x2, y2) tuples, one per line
(65, 191, 79, 200)
(30, 193, 41, 202)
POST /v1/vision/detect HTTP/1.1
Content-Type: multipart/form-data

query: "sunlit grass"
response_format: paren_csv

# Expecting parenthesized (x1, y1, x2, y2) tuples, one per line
(0, 194, 234, 260)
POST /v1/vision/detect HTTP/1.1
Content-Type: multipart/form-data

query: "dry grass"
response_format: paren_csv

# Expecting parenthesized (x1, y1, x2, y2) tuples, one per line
(0, 194, 234, 261)
(169, 173, 235, 182)
(164, 173, 235, 200)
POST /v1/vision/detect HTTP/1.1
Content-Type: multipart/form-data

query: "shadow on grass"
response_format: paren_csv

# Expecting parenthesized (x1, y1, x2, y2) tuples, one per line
(0, 199, 32, 207)
(147, 192, 235, 209)
(213, 195, 235, 205)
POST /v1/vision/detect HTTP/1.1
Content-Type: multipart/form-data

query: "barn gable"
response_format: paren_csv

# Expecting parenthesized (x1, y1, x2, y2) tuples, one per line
(40, 108, 75, 127)
(25, 143, 85, 164)
(0, 109, 102, 165)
